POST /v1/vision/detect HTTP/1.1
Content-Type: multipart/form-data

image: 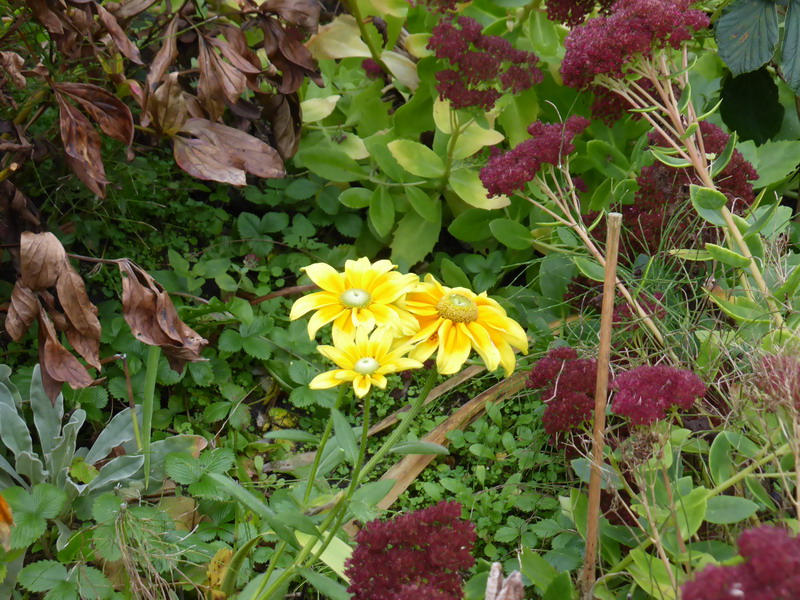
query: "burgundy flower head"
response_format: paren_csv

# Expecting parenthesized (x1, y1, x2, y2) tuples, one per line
(480, 116, 590, 196)
(409, 0, 459, 14)
(561, 0, 709, 89)
(682, 525, 800, 600)
(611, 365, 706, 425)
(546, 0, 615, 27)
(754, 354, 800, 410)
(428, 17, 542, 110)
(587, 121, 757, 259)
(528, 347, 601, 435)
(345, 501, 475, 600)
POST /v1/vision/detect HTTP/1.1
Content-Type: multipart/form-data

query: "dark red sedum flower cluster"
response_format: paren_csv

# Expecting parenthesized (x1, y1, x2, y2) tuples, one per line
(754, 354, 800, 410)
(528, 346, 600, 435)
(682, 525, 800, 600)
(560, 0, 709, 89)
(428, 17, 542, 110)
(546, 0, 615, 27)
(345, 501, 475, 600)
(480, 116, 590, 196)
(611, 365, 706, 425)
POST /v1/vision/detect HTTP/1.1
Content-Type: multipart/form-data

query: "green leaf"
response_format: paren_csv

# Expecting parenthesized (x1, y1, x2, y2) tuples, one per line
(783, 0, 800, 93)
(573, 256, 606, 283)
(387, 139, 445, 178)
(391, 211, 440, 268)
(710, 130, 739, 178)
(390, 441, 450, 455)
(0, 402, 32, 457)
(369, 187, 395, 238)
(295, 138, 366, 182)
(242, 336, 272, 360)
(218, 329, 244, 353)
(707, 293, 773, 323)
(299, 569, 349, 600)
(262, 429, 320, 444)
(690, 185, 728, 225)
(497, 87, 540, 146)
(720, 68, 782, 144)
(570, 458, 622, 490)
(332, 409, 358, 465)
(489, 219, 531, 250)
(543, 572, 575, 600)
(586, 140, 630, 180)
(86, 455, 144, 493)
(650, 147, 692, 168)
(165, 453, 202, 485)
(18, 561, 69, 593)
(5, 484, 67, 548)
(525, 10, 559, 57)
(448, 209, 492, 242)
(70, 564, 112, 600)
(405, 187, 440, 223)
(338, 188, 372, 209)
(448, 168, 509, 210)
(45, 580, 79, 600)
(452, 123, 504, 160)
(440, 258, 472, 289)
(705, 495, 759, 524)
(629, 549, 678, 600)
(705, 243, 751, 268)
(716, 0, 779, 76)
(519, 547, 557, 593)
(202, 448, 236, 474)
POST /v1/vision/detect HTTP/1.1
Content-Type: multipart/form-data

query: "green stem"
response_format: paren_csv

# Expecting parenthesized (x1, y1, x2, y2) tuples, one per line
(303, 387, 346, 504)
(340, 0, 388, 72)
(141, 345, 161, 490)
(358, 368, 438, 484)
(608, 442, 791, 575)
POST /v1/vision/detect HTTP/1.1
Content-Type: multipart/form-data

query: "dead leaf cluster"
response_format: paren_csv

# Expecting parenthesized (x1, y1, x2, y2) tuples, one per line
(4, 232, 208, 402)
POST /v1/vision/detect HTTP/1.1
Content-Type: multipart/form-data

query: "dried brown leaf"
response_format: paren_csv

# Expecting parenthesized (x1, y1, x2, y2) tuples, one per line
(6, 284, 39, 341)
(118, 259, 207, 371)
(56, 94, 107, 197)
(56, 267, 100, 370)
(107, 0, 159, 19)
(96, 5, 143, 64)
(27, 0, 65, 34)
(260, 19, 321, 94)
(260, 93, 301, 159)
(0, 52, 26, 88)
(180, 118, 285, 179)
(54, 82, 134, 145)
(146, 17, 179, 93)
(39, 306, 94, 393)
(20, 232, 67, 291)
(149, 72, 187, 136)
(197, 38, 226, 121)
(173, 136, 246, 186)
(261, 0, 320, 30)
(37, 320, 63, 402)
(209, 34, 262, 75)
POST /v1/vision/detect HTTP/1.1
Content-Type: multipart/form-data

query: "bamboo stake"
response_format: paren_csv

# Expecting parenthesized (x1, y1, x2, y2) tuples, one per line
(580, 212, 622, 599)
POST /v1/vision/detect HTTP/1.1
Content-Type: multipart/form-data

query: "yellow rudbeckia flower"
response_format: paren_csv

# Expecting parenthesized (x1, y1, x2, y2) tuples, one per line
(309, 327, 423, 398)
(290, 258, 420, 339)
(405, 275, 528, 376)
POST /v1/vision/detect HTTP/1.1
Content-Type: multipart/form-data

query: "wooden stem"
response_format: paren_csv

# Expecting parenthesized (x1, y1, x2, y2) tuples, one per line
(580, 212, 622, 599)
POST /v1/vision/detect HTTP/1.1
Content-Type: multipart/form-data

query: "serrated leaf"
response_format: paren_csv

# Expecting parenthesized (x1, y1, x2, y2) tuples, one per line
(201, 448, 235, 474)
(218, 329, 244, 353)
(70, 564, 112, 600)
(19, 560, 69, 592)
(242, 336, 272, 359)
(716, 0, 778, 76)
(165, 453, 203, 485)
(204, 401, 232, 422)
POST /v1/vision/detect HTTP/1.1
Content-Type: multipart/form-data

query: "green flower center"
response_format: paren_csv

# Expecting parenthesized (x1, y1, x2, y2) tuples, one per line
(354, 357, 380, 374)
(340, 288, 372, 308)
(436, 293, 478, 323)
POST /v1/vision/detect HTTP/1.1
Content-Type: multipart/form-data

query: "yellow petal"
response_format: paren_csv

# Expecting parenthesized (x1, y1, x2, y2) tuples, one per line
(465, 322, 500, 372)
(307, 305, 347, 339)
(352, 375, 372, 398)
(303, 263, 346, 293)
(410, 336, 438, 363)
(317, 344, 355, 370)
(496, 340, 517, 376)
(290, 291, 339, 320)
(371, 373, 388, 389)
(371, 272, 419, 304)
(309, 370, 347, 390)
(351, 307, 376, 331)
(436, 321, 471, 375)
(333, 311, 356, 337)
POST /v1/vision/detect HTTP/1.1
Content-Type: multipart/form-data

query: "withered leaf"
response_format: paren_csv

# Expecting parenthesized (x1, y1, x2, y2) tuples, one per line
(27, 0, 65, 34)
(56, 267, 101, 369)
(20, 231, 68, 291)
(261, 0, 320, 31)
(178, 118, 285, 181)
(39, 306, 94, 397)
(261, 93, 301, 159)
(96, 5, 143, 64)
(118, 259, 207, 372)
(54, 82, 134, 145)
(173, 136, 247, 187)
(56, 94, 108, 198)
(107, 0, 159, 19)
(206, 44, 248, 103)
(6, 284, 39, 341)
(209, 34, 261, 75)
(148, 72, 187, 136)
(146, 17, 179, 93)
(197, 37, 226, 121)
(0, 52, 26, 88)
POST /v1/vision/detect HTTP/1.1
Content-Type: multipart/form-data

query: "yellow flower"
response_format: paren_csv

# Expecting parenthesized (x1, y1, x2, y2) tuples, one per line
(290, 258, 420, 339)
(405, 274, 528, 376)
(309, 327, 423, 398)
